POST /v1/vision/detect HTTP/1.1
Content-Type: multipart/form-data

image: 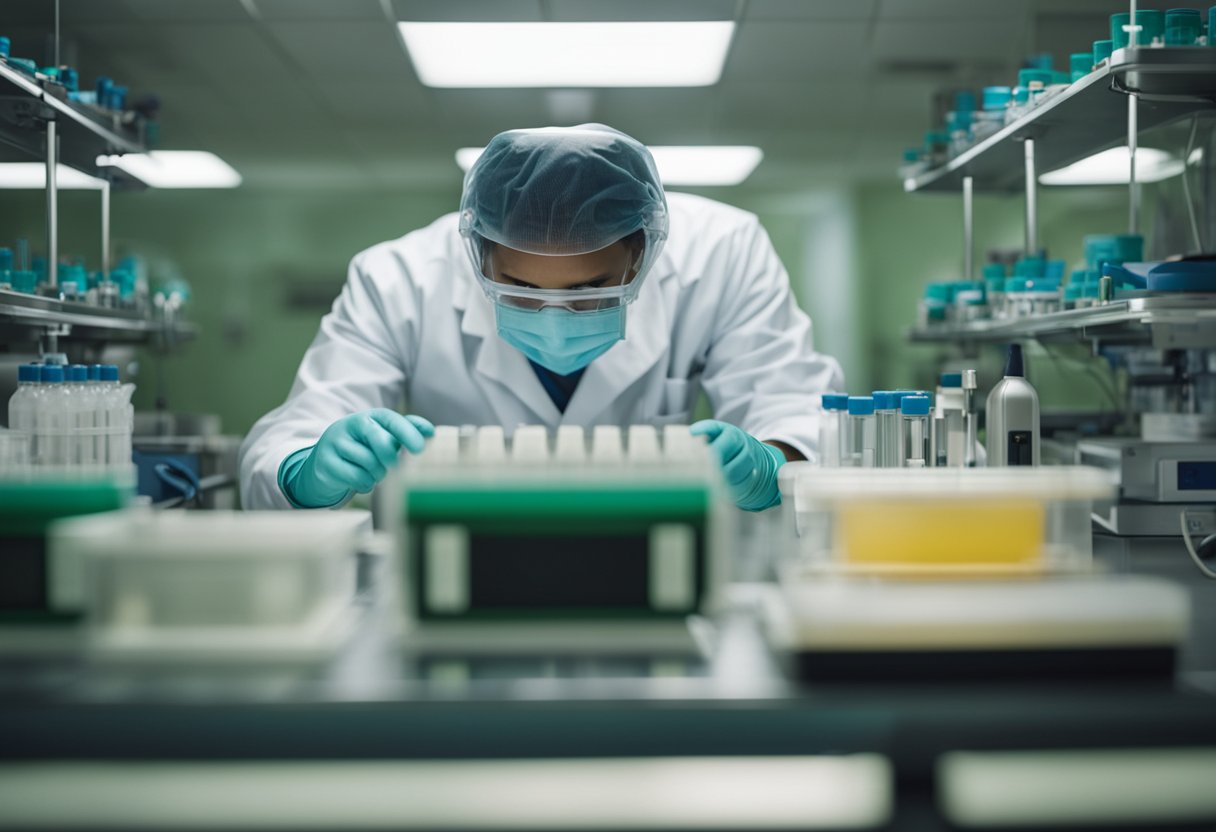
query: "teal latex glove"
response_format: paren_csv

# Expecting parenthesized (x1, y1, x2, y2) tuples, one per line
(279, 409, 434, 508)
(689, 420, 786, 512)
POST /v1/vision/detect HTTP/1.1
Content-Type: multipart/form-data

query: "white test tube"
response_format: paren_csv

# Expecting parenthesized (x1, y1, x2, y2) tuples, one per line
(899, 395, 932, 468)
(818, 394, 848, 467)
(846, 396, 876, 468)
(872, 391, 901, 468)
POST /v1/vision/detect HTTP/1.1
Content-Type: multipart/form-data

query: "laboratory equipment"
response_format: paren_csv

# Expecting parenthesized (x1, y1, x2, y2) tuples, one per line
(0, 477, 131, 630)
(1165, 8, 1203, 45)
(1093, 38, 1114, 66)
(898, 394, 931, 468)
(961, 369, 978, 468)
(769, 465, 1187, 681)
(1112, 10, 1165, 48)
(934, 372, 967, 468)
(986, 344, 1040, 467)
(818, 393, 848, 468)
(1070, 52, 1093, 81)
(132, 411, 242, 509)
(845, 396, 876, 468)
(972, 87, 1010, 142)
(872, 391, 901, 468)
(49, 509, 369, 661)
(379, 424, 729, 653)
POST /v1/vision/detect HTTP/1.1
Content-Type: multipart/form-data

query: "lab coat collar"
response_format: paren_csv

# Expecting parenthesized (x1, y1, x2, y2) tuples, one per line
(454, 256, 675, 427)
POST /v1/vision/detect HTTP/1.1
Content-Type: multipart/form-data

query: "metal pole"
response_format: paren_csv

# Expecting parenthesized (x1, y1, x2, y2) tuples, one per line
(101, 179, 111, 277)
(963, 175, 974, 280)
(1024, 139, 1037, 256)
(45, 120, 58, 291)
(1128, 94, 1139, 234)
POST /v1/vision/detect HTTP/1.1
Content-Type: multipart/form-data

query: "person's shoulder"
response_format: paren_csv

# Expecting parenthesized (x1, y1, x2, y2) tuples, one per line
(666, 191, 759, 237)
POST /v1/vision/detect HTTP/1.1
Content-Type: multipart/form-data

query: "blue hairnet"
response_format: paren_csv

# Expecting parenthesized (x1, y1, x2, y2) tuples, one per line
(459, 124, 668, 268)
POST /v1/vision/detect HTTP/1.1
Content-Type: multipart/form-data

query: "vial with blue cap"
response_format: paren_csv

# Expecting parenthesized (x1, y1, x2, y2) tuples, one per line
(845, 396, 877, 469)
(872, 391, 903, 468)
(899, 395, 932, 468)
(819, 393, 849, 468)
(973, 87, 1011, 141)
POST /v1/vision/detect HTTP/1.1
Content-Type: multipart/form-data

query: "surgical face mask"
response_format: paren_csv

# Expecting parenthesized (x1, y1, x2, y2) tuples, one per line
(495, 303, 626, 375)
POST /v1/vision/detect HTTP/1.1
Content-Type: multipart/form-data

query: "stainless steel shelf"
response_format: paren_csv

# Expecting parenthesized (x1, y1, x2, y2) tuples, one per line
(0, 290, 197, 345)
(0, 59, 147, 189)
(903, 48, 1216, 194)
(906, 294, 1216, 348)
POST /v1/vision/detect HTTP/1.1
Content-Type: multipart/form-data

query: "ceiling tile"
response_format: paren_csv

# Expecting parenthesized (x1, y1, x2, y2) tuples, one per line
(544, 0, 736, 21)
(718, 80, 869, 131)
(747, 0, 878, 20)
(391, 0, 543, 21)
(314, 82, 436, 126)
(727, 22, 870, 80)
(251, 0, 385, 20)
(120, 0, 254, 22)
(879, 0, 1027, 19)
(871, 19, 1025, 62)
(264, 22, 412, 80)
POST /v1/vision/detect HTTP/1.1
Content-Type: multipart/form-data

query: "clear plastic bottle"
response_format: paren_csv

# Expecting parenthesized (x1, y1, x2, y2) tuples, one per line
(66, 364, 95, 469)
(818, 394, 848, 467)
(899, 395, 932, 468)
(37, 364, 70, 469)
(845, 396, 876, 468)
(100, 365, 134, 470)
(7, 364, 40, 464)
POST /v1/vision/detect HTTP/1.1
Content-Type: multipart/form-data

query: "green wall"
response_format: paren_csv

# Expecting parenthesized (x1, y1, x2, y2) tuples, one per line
(0, 180, 1154, 437)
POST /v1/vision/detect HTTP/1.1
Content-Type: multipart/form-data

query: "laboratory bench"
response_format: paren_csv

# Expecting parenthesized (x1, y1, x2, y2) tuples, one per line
(1, 556, 1215, 832)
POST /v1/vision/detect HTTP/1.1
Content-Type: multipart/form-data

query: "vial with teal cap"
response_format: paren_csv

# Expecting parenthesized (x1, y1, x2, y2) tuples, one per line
(898, 395, 932, 468)
(845, 396, 876, 469)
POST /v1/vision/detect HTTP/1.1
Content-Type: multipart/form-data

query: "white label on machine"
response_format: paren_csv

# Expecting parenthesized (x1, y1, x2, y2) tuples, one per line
(425, 526, 470, 613)
(649, 524, 695, 611)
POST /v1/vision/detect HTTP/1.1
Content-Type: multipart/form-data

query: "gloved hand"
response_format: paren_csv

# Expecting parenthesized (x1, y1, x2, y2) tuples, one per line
(279, 409, 434, 508)
(689, 420, 785, 512)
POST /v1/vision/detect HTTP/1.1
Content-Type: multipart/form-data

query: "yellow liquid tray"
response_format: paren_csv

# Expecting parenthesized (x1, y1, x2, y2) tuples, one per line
(837, 500, 1046, 567)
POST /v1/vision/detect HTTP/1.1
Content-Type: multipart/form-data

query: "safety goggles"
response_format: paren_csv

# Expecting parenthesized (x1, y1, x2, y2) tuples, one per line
(466, 235, 645, 313)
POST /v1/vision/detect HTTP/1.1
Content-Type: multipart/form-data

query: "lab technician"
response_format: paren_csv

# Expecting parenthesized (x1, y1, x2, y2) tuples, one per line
(239, 124, 843, 512)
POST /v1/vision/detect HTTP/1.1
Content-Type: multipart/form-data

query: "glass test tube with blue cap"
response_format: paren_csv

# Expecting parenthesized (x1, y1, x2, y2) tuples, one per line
(819, 393, 848, 468)
(872, 391, 902, 468)
(846, 396, 876, 468)
(899, 395, 932, 468)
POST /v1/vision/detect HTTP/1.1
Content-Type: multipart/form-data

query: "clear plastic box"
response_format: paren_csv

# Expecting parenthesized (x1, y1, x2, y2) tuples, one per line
(48, 508, 370, 661)
(778, 466, 1114, 577)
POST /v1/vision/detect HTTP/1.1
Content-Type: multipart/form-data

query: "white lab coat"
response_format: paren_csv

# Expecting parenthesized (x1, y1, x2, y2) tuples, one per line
(239, 192, 844, 509)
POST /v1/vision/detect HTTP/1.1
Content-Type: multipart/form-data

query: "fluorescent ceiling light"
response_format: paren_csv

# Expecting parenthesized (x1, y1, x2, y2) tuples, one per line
(0, 163, 105, 189)
(1040, 147, 1184, 185)
(400, 21, 734, 88)
(455, 145, 763, 187)
(96, 151, 242, 188)
(647, 146, 764, 186)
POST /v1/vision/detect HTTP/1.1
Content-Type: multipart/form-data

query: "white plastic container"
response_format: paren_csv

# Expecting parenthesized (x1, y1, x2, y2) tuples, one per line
(785, 466, 1114, 577)
(49, 508, 370, 661)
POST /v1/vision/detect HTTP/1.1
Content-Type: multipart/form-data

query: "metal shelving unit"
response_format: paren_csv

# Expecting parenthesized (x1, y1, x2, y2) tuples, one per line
(0, 50, 193, 351)
(903, 48, 1216, 195)
(0, 60, 146, 189)
(0, 290, 197, 345)
(907, 295, 1216, 349)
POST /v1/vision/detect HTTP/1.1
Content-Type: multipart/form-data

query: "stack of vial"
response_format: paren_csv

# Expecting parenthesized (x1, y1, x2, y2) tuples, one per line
(818, 373, 979, 470)
(413, 423, 709, 474)
(5, 364, 135, 475)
